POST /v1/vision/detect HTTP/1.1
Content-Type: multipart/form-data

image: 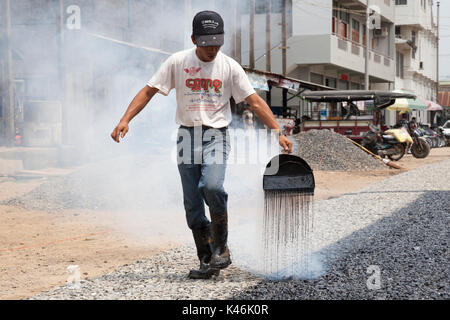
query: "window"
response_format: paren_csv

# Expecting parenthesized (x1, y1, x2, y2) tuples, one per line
(352, 19, 360, 43)
(255, 0, 265, 14)
(326, 77, 337, 88)
(310, 73, 324, 85)
(338, 79, 349, 90)
(271, 0, 283, 13)
(351, 82, 361, 90)
(340, 8, 349, 24)
(332, 1, 338, 34)
(363, 25, 366, 45)
(339, 9, 349, 39)
(362, 25, 374, 48)
(395, 0, 407, 5)
(412, 31, 416, 59)
(395, 26, 401, 38)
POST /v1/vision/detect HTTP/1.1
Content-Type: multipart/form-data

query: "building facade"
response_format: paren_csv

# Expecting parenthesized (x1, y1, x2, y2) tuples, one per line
(385, 0, 438, 125)
(242, 0, 438, 126)
(245, 0, 396, 111)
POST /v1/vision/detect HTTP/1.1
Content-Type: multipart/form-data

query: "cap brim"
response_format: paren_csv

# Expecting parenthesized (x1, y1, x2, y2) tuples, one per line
(195, 34, 224, 47)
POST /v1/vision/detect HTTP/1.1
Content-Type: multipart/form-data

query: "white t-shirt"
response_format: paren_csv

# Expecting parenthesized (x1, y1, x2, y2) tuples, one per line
(147, 47, 256, 128)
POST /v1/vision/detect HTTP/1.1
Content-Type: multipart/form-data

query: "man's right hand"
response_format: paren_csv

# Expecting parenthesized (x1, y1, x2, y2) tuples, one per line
(111, 121, 129, 143)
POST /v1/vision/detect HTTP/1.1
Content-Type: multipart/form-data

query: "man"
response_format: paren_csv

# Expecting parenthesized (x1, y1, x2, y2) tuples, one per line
(111, 11, 292, 279)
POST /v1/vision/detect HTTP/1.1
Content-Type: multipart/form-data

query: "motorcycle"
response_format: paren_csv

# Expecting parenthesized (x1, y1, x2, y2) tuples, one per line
(432, 126, 448, 148)
(418, 124, 440, 148)
(361, 124, 412, 161)
(406, 121, 431, 158)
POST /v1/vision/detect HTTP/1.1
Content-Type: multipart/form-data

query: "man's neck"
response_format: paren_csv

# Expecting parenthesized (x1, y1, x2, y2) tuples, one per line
(195, 48, 217, 63)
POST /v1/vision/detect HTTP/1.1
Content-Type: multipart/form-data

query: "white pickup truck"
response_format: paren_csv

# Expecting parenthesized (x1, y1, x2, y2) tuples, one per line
(440, 120, 450, 145)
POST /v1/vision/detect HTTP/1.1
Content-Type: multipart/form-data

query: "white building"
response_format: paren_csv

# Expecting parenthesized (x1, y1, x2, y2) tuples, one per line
(386, 0, 438, 125)
(241, 0, 397, 111)
(239, 0, 438, 126)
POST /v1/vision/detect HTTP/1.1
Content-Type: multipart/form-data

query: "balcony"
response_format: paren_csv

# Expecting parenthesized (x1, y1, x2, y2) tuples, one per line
(262, 33, 394, 83)
(341, 0, 395, 23)
(330, 34, 395, 82)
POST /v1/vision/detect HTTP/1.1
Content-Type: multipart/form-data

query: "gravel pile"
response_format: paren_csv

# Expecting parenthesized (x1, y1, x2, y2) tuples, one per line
(29, 159, 449, 300)
(291, 129, 386, 171)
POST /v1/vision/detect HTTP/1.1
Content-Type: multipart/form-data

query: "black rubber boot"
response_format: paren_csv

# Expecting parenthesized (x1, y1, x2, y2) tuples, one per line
(188, 224, 220, 279)
(210, 213, 232, 270)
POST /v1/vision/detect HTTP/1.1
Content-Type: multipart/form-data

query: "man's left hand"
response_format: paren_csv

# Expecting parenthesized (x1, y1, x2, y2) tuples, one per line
(279, 134, 293, 154)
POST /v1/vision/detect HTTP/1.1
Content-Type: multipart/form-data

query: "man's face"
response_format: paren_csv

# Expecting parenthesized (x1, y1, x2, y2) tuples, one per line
(191, 35, 221, 62)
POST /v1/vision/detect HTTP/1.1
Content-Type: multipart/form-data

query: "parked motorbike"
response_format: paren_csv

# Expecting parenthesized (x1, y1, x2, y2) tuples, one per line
(432, 126, 448, 148)
(418, 124, 441, 148)
(361, 124, 412, 161)
(406, 121, 431, 158)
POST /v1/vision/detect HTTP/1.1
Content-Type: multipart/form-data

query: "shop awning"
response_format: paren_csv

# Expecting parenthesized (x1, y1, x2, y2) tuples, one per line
(438, 92, 450, 108)
(426, 100, 443, 111)
(387, 90, 428, 112)
(243, 67, 334, 93)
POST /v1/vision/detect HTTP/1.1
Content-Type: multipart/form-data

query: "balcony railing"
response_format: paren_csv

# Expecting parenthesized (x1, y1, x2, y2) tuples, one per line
(333, 34, 393, 67)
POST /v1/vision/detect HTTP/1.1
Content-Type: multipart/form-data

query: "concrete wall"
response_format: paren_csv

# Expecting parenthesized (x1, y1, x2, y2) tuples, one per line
(292, 0, 332, 36)
(395, 0, 435, 30)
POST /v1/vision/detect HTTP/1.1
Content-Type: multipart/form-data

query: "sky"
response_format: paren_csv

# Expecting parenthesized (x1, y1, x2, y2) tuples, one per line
(438, 0, 450, 80)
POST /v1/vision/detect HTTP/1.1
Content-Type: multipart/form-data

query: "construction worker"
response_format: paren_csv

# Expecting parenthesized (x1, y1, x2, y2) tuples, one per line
(111, 11, 292, 279)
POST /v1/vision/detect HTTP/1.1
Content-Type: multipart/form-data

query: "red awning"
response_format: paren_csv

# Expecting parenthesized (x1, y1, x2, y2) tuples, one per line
(438, 92, 450, 107)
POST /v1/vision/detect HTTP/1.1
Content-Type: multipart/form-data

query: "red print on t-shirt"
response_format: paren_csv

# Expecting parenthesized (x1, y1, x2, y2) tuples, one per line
(184, 67, 201, 76)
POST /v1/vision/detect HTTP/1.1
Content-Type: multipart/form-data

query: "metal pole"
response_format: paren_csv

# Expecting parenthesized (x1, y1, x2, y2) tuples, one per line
(2, 0, 15, 146)
(281, 0, 286, 76)
(250, 0, 255, 69)
(235, 1, 241, 63)
(266, 0, 272, 105)
(231, 0, 236, 59)
(365, 0, 370, 90)
(184, 0, 192, 49)
(127, 0, 131, 41)
(58, 0, 67, 144)
(282, 0, 287, 109)
(436, 0, 440, 102)
(266, 0, 271, 72)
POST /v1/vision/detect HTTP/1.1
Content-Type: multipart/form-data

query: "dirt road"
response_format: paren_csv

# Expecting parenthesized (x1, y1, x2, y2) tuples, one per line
(0, 148, 448, 300)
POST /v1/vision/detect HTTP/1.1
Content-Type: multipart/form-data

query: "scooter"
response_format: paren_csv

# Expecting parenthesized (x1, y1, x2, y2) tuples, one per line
(406, 121, 431, 158)
(361, 124, 412, 161)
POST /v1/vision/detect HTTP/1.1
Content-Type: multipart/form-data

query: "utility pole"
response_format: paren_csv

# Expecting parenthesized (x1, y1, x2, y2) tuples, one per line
(266, 0, 271, 72)
(249, 0, 255, 69)
(436, 0, 440, 102)
(282, 0, 287, 109)
(58, 0, 67, 144)
(266, 0, 271, 106)
(235, 0, 241, 63)
(231, 0, 236, 59)
(184, 0, 192, 49)
(1, 0, 15, 146)
(365, 0, 370, 90)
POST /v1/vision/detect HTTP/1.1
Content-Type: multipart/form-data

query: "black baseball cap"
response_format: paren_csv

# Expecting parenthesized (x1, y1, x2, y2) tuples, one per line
(192, 11, 224, 47)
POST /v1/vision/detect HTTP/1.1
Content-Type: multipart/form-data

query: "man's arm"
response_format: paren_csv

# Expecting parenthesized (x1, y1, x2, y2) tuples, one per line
(111, 85, 159, 143)
(244, 93, 293, 153)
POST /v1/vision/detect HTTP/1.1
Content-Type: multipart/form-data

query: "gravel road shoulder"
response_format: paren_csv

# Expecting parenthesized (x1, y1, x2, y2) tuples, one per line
(29, 159, 450, 300)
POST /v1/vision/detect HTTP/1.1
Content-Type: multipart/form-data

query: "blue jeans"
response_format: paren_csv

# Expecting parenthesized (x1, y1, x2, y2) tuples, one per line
(177, 126, 230, 230)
